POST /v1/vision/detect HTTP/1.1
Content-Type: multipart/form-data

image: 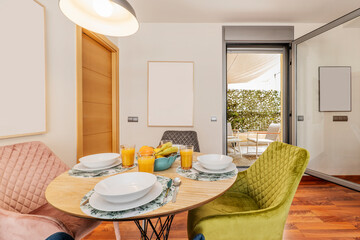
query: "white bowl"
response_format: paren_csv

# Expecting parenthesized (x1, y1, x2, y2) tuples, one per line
(197, 154, 233, 170)
(79, 153, 120, 169)
(94, 172, 157, 203)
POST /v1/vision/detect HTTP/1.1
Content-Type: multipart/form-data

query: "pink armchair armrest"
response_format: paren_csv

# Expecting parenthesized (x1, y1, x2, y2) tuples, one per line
(0, 208, 73, 240)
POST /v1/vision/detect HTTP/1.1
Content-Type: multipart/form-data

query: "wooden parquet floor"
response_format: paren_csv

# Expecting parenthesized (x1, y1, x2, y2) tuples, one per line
(84, 176, 360, 240)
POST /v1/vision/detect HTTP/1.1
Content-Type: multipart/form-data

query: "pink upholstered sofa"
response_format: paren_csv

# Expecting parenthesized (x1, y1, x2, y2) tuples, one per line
(0, 141, 100, 240)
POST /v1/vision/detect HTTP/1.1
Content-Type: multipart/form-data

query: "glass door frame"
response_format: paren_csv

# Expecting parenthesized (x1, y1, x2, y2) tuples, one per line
(223, 44, 291, 160)
(291, 8, 360, 191)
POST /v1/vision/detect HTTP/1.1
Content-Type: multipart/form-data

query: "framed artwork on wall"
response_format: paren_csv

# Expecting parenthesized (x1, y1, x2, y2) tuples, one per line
(319, 66, 351, 112)
(0, 0, 46, 139)
(148, 61, 194, 126)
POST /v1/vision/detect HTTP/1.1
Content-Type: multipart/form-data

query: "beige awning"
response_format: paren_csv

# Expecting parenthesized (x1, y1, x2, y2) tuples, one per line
(227, 53, 280, 84)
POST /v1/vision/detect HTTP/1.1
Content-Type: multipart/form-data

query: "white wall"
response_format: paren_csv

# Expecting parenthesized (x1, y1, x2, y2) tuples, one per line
(0, 2, 323, 167)
(0, 0, 77, 167)
(297, 19, 360, 175)
(118, 24, 223, 153)
(118, 23, 323, 154)
(0, 0, 120, 167)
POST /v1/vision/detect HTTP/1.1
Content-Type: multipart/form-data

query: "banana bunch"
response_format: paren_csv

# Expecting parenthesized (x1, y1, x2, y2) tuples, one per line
(154, 142, 178, 158)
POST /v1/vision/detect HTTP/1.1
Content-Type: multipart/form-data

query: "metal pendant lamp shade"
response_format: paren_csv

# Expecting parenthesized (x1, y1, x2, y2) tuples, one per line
(59, 0, 139, 36)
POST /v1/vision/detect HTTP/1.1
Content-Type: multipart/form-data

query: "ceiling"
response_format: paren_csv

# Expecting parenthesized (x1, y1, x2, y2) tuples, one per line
(128, 0, 360, 23)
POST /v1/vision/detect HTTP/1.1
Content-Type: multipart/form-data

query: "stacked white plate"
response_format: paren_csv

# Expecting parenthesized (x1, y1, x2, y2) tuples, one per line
(195, 154, 236, 174)
(89, 172, 163, 211)
(73, 153, 121, 172)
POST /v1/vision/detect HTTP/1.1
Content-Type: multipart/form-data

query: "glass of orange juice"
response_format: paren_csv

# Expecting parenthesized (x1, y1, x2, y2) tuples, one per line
(120, 144, 135, 168)
(137, 152, 155, 173)
(180, 145, 193, 170)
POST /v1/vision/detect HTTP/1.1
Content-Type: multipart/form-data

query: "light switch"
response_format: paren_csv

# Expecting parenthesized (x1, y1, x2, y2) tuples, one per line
(128, 116, 139, 122)
(333, 116, 348, 122)
(211, 116, 217, 122)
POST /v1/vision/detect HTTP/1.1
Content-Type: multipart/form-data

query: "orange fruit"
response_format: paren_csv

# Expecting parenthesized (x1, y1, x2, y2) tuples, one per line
(139, 146, 154, 156)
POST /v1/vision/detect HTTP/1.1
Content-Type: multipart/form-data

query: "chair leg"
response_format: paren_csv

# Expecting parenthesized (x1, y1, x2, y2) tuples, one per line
(256, 142, 258, 157)
(247, 140, 249, 154)
(113, 221, 121, 240)
(238, 142, 242, 158)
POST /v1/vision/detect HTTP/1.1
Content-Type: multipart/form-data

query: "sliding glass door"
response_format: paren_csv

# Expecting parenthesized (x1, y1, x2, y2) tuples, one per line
(294, 10, 360, 190)
(226, 45, 290, 168)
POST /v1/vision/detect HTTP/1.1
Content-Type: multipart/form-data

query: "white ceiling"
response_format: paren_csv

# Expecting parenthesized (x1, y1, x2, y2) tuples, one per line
(128, 0, 360, 23)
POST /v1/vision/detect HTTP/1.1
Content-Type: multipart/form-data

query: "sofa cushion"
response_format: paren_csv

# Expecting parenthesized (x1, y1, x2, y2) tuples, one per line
(0, 207, 73, 240)
(30, 203, 100, 239)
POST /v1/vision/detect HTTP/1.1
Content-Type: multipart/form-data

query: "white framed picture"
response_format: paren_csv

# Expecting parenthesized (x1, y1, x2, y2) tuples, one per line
(148, 61, 194, 126)
(319, 66, 351, 112)
(0, 0, 46, 138)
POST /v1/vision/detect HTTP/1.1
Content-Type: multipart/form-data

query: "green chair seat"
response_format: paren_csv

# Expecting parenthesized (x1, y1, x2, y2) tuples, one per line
(188, 191, 259, 231)
(187, 142, 309, 240)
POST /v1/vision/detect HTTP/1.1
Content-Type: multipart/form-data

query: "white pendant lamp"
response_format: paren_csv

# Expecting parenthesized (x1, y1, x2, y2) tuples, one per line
(59, 0, 139, 36)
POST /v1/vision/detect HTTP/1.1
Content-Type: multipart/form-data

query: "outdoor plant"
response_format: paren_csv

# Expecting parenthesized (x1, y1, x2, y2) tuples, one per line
(227, 89, 281, 132)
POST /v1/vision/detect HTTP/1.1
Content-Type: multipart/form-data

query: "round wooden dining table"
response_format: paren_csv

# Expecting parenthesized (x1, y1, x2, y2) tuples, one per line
(45, 153, 237, 240)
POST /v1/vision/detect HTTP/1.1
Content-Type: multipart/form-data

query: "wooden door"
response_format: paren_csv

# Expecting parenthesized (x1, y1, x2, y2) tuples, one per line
(77, 27, 119, 159)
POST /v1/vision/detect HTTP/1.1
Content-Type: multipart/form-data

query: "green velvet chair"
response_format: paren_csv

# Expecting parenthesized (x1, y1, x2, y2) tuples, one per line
(188, 142, 309, 240)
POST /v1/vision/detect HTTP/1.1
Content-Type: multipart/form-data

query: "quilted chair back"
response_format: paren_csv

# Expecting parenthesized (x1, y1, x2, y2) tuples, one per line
(246, 142, 309, 209)
(0, 141, 69, 214)
(161, 131, 200, 152)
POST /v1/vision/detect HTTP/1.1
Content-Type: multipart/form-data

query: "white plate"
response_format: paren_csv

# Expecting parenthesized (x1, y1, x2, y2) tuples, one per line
(89, 181, 163, 211)
(73, 159, 121, 172)
(193, 162, 237, 174)
(79, 153, 120, 168)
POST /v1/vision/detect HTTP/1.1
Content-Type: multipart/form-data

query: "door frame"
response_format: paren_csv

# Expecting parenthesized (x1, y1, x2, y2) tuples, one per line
(76, 26, 119, 160)
(223, 43, 291, 154)
(291, 8, 360, 191)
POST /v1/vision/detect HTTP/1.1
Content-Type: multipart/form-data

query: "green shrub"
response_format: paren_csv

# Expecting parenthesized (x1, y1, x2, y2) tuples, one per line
(227, 89, 281, 132)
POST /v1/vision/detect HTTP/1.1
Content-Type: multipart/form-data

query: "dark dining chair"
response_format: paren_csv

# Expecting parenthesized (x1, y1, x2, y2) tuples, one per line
(160, 131, 200, 152)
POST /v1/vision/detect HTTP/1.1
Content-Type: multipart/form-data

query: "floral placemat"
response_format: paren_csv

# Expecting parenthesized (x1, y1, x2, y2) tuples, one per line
(80, 176, 174, 219)
(68, 163, 137, 178)
(176, 166, 237, 181)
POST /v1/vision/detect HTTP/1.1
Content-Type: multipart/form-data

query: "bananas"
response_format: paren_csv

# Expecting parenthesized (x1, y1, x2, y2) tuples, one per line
(154, 142, 178, 157)
(158, 147, 178, 156)
(154, 148, 162, 154)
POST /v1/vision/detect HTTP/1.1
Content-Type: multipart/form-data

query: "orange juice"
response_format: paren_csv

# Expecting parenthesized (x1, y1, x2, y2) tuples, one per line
(121, 146, 135, 167)
(180, 147, 193, 170)
(138, 155, 155, 173)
